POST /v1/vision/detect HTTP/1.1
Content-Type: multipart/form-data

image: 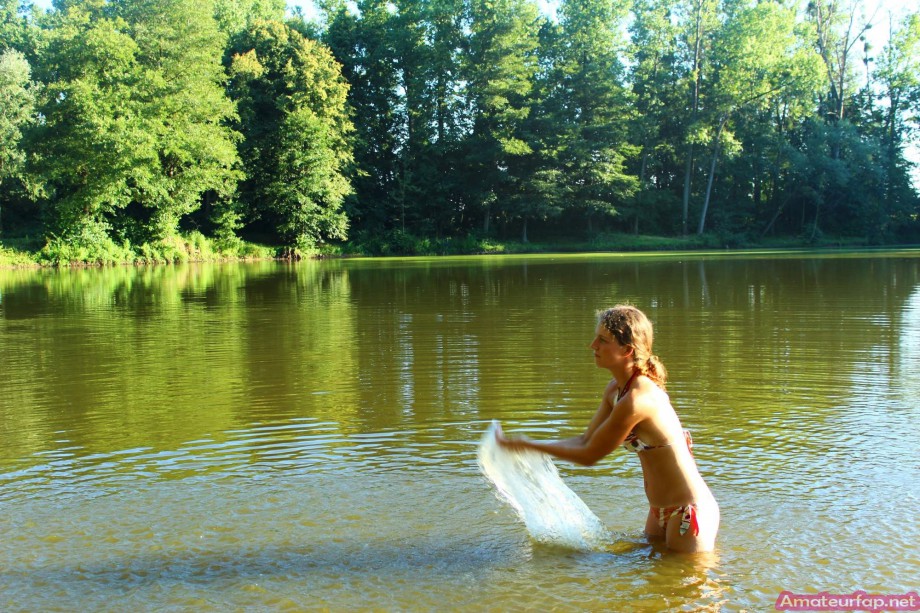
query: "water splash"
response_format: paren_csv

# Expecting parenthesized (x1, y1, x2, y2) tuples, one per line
(477, 421, 611, 550)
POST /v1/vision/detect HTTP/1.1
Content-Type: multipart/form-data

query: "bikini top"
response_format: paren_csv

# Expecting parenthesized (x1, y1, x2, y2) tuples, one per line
(615, 370, 693, 454)
(623, 428, 692, 453)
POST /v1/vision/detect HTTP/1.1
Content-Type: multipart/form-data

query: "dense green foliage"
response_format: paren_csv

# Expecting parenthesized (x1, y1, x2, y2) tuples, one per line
(0, 0, 918, 263)
(227, 19, 354, 253)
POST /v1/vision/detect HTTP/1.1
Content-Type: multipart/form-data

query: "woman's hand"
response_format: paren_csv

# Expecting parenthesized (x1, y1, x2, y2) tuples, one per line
(495, 424, 530, 452)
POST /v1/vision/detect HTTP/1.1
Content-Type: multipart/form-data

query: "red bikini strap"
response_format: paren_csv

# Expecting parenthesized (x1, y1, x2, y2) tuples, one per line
(616, 369, 642, 402)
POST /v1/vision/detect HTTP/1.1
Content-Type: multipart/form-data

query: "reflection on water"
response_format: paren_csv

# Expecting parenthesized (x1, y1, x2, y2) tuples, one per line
(901, 287, 920, 401)
(1, 252, 919, 610)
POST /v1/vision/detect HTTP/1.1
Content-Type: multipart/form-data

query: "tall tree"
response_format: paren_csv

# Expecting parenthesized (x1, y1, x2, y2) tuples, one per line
(322, 0, 401, 233)
(873, 11, 920, 239)
(0, 48, 34, 234)
(676, 0, 720, 235)
(627, 0, 682, 234)
(464, 0, 543, 237)
(804, 0, 881, 238)
(228, 19, 354, 251)
(115, 0, 242, 240)
(417, 0, 467, 237)
(30, 0, 241, 247)
(544, 0, 637, 237)
(696, 1, 823, 235)
(323, 0, 469, 241)
(29, 4, 150, 244)
(389, 0, 434, 234)
(756, 17, 826, 238)
(807, 0, 876, 125)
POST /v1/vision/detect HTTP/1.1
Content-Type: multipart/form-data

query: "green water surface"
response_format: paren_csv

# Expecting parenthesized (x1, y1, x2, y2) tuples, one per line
(1, 252, 918, 611)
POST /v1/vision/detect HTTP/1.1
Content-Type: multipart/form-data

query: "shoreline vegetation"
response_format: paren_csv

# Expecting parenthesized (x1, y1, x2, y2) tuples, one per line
(1, 231, 911, 270)
(2, 1, 919, 270)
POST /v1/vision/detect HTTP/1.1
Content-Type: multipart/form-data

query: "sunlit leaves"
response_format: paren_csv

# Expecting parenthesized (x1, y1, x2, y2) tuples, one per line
(0, 49, 33, 188)
(228, 19, 354, 251)
(30, 0, 241, 243)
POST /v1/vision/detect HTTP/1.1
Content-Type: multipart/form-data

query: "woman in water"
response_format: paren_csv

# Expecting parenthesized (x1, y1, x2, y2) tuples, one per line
(496, 305, 719, 553)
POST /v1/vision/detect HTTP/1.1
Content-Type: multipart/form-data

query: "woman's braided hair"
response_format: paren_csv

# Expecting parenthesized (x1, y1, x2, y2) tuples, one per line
(597, 305, 667, 388)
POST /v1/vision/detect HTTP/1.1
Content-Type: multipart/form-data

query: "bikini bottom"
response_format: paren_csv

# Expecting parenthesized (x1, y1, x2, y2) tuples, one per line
(651, 503, 700, 537)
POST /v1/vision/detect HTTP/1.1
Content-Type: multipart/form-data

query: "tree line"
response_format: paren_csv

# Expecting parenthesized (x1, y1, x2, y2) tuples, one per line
(1, 0, 919, 260)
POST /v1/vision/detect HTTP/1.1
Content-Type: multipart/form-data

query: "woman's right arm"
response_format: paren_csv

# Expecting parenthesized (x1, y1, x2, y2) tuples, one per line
(562, 380, 618, 446)
(496, 390, 639, 466)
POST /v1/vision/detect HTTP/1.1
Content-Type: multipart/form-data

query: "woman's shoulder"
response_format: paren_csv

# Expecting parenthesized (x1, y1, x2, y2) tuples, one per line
(633, 375, 671, 408)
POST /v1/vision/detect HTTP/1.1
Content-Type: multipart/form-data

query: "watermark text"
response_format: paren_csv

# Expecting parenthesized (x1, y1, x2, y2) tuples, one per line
(775, 591, 920, 612)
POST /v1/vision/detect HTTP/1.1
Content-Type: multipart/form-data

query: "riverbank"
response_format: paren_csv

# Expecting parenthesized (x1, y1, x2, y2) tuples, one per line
(0, 233, 278, 269)
(0, 231, 898, 269)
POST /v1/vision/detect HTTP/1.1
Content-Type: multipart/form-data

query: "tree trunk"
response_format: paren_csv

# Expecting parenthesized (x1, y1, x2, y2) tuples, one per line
(884, 16, 897, 229)
(697, 116, 727, 236)
(696, 149, 719, 235)
(637, 148, 648, 237)
(761, 194, 790, 238)
(436, 74, 445, 144)
(883, 84, 898, 238)
(483, 204, 491, 234)
(522, 217, 528, 243)
(399, 156, 408, 232)
(752, 143, 761, 208)
(682, 145, 694, 236)
(683, 0, 705, 236)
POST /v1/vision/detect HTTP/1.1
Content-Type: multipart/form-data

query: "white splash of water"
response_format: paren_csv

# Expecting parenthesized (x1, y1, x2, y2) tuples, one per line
(477, 420, 612, 550)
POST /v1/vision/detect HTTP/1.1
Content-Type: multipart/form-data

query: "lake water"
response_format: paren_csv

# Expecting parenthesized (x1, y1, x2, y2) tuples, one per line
(1, 252, 918, 611)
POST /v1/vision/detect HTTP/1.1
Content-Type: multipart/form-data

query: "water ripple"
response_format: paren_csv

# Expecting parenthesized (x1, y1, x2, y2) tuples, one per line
(3, 255, 920, 610)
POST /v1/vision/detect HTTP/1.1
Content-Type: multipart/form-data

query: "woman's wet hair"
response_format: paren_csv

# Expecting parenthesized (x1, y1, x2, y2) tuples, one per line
(597, 305, 667, 388)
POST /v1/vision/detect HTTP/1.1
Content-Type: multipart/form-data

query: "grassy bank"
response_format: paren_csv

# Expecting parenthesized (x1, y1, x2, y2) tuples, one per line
(0, 230, 895, 269)
(325, 229, 875, 257)
(0, 232, 277, 269)
(0, 241, 37, 268)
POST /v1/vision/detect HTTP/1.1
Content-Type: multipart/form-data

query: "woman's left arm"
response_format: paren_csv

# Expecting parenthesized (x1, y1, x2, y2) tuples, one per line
(497, 401, 641, 466)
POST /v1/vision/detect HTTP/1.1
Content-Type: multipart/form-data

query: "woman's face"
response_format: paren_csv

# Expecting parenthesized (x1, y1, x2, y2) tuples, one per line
(590, 323, 631, 370)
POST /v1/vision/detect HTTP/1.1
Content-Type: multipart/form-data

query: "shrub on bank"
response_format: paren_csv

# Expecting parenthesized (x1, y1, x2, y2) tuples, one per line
(4, 228, 907, 268)
(39, 225, 135, 266)
(11, 230, 276, 267)
(0, 243, 36, 267)
(134, 233, 275, 264)
(135, 233, 220, 264)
